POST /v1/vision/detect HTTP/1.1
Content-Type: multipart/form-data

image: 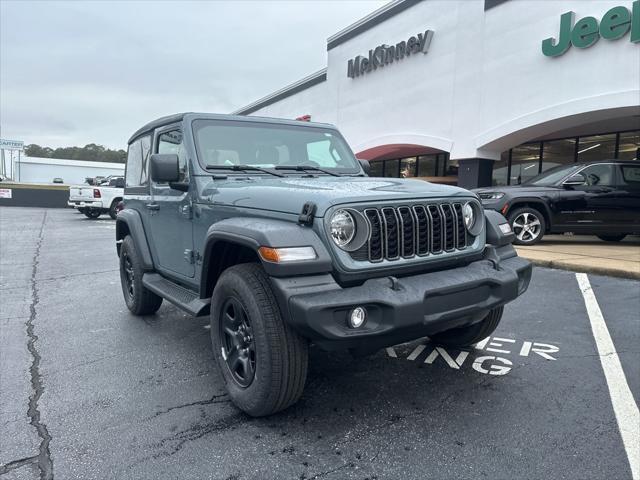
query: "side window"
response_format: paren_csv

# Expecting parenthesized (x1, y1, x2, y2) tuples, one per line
(158, 129, 188, 182)
(125, 135, 151, 188)
(579, 164, 615, 187)
(617, 165, 640, 187)
(140, 135, 151, 185)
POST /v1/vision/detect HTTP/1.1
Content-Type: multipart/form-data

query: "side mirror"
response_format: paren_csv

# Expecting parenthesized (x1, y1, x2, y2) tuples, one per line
(150, 154, 180, 183)
(358, 159, 371, 176)
(563, 173, 586, 187)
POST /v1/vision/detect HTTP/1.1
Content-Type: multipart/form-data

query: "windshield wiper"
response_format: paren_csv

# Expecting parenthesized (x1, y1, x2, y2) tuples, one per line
(275, 165, 340, 177)
(205, 164, 284, 177)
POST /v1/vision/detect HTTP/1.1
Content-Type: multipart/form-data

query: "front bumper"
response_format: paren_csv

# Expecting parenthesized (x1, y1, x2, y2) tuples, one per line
(270, 245, 531, 349)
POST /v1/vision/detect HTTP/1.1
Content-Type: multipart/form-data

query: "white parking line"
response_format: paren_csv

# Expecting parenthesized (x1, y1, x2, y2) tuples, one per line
(576, 273, 639, 480)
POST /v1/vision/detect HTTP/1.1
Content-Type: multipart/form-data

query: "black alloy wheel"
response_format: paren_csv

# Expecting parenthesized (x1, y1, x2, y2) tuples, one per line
(508, 207, 546, 245)
(219, 296, 256, 388)
(122, 250, 135, 300)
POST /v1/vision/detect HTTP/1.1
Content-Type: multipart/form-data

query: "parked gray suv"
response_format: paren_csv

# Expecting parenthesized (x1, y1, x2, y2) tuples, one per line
(116, 113, 532, 416)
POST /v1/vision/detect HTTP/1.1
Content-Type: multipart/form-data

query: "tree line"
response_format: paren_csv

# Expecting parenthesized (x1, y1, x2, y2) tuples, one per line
(25, 143, 126, 163)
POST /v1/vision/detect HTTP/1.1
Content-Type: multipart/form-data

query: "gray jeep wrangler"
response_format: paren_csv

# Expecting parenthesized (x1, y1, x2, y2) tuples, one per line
(116, 113, 531, 416)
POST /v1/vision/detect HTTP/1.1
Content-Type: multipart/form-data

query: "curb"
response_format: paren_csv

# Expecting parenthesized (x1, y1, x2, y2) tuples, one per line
(525, 257, 640, 281)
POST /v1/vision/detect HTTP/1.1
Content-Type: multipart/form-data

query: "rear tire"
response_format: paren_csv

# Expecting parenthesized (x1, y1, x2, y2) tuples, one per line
(109, 200, 120, 220)
(508, 207, 545, 245)
(84, 209, 101, 219)
(597, 234, 626, 242)
(429, 307, 504, 348)
(210, 263, 308, 417)
(119, 236, 163, 315)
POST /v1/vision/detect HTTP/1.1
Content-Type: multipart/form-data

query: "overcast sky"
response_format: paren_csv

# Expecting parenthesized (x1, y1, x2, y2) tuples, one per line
(0, 0, 385, 150)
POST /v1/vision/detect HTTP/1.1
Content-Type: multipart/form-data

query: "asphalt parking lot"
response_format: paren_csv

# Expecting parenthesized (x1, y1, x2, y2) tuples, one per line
(1, 207, 639, 480)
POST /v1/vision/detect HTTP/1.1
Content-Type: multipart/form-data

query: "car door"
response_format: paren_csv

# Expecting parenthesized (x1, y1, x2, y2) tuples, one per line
(571, 163, 618, 229)
(146, 125, 195, 278)
(612, 163, 640, 232)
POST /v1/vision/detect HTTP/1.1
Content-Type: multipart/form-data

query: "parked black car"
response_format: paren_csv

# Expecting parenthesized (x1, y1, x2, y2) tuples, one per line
(474, 160, 640, 245)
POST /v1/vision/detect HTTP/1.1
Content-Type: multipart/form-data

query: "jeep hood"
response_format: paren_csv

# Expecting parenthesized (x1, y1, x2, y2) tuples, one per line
(198, 176, 474, 216)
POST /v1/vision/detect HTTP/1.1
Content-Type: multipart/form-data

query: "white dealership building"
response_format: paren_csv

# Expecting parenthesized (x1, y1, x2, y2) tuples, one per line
(233, 0, 640, 188)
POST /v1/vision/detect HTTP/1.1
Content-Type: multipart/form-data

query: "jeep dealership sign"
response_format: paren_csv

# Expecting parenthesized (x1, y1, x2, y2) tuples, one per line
(347, 30, 434, 78)
(542, 0, 639, 57)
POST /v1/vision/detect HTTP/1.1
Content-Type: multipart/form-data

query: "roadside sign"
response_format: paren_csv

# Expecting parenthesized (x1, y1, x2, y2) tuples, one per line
(0, 188, 12, 198)
(0, 139, 24, 151)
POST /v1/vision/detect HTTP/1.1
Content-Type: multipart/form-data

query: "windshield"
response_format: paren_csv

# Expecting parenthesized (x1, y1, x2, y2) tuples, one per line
(522, 164, 581, 186)
(192, 119, 360, 174)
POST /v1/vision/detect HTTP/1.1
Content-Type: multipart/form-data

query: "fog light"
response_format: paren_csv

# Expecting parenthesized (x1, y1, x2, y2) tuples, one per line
(348, 307, 367, 328)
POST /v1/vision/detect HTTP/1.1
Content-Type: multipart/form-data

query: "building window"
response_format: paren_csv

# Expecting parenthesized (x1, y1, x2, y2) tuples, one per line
(444, 158, 459, 177)
(369, 160, 384, 177)
(541, 138, 576, 173)
(618, 130, 639, 160)
(492, 150, 510, 186)
(510, 143, 541, 185)
(366, 152, 452, 181)
(577, 133, 616, 162)
(417, 155, 436, 177)
(436, 153, 447, 176)
(400, 157, 417, 178)
(383, 159, 399, 177)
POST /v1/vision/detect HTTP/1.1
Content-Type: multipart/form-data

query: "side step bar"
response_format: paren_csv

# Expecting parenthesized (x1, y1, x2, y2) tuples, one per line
(142, 273, 210, 317)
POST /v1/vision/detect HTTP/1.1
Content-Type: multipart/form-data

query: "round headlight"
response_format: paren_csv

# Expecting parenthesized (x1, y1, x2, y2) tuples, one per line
(462, 202, 475, 230)
(330, 209, 356, 247)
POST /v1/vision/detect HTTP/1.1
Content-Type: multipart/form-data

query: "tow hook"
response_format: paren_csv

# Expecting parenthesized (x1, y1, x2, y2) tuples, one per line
(484, 246, 502, 270)
(388, 276, 401, 291)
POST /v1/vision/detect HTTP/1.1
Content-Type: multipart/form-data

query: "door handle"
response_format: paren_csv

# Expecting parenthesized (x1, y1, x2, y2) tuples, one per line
(146, 203, 160, 210)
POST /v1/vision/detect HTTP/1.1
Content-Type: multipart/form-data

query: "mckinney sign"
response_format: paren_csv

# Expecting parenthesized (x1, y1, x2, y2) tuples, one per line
(542, 0, 639, 57)
(347, 30, 434, 79)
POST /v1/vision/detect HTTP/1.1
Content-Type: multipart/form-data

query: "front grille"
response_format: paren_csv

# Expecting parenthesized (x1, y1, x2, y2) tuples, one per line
(354, 202, 471, 263)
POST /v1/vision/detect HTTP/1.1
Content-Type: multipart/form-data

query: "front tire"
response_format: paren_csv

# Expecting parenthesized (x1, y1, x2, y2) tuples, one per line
(508, 207, 545, 245)
(210, 263, 308, 417)
(84, 209, 101, 219)
(597, 234, 626, 242)
(429, 307, 504, 348)
(119, 236, 163, 315)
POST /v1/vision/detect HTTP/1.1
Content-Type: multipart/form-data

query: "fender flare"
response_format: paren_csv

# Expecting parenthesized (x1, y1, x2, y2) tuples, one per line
(200, 217, 333, 296)
(504, 197, 552, 224)
(115, 209, 154, 270)
(484, 210, 515, 246)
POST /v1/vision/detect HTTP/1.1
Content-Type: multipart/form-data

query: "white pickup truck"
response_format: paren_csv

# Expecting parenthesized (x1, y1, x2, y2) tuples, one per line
(68, 176, 124, 219)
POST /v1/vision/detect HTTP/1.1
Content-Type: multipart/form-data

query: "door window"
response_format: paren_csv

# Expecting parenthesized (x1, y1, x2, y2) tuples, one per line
(579, 164, 615, 186)
(125, 135, 151, 187)
(617, 165, 640, 186)
(157, 129, 188, 183)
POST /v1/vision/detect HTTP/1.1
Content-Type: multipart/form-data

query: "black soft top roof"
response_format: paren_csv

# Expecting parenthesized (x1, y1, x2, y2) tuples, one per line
(128, 112, 336, 144)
